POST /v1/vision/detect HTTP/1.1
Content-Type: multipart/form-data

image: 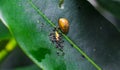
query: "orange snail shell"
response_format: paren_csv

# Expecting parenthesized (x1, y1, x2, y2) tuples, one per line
(58, 18, 69, 34)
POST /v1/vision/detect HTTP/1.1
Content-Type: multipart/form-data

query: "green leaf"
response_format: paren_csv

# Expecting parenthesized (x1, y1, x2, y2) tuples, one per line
(15, 64, 40, 70)
(0, 38, 16, 61)
(0, 0, 120, 70)
(0, 19, 11, 40)
(96, 0, 120, 20)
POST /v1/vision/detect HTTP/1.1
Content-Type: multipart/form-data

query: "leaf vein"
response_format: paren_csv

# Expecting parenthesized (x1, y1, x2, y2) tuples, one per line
(28, 0, 102, 70)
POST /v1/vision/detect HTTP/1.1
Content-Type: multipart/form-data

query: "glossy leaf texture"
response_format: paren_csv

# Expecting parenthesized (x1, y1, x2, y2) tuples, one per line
(96, 0, 120, 20)
(0, 19, 11, 40)
(0, 0, 120, 70)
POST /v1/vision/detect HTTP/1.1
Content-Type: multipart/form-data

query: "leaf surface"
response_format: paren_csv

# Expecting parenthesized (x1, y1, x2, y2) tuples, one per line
(0, 0, 120, 70)
(96, 0, 120, 19)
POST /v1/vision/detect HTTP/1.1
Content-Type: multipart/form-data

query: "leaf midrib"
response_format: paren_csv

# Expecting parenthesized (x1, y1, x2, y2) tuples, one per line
(28, 0, 102, 70)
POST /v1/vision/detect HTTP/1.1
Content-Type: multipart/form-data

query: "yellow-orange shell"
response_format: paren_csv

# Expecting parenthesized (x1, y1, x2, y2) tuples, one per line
(58, 18, 69, 34)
